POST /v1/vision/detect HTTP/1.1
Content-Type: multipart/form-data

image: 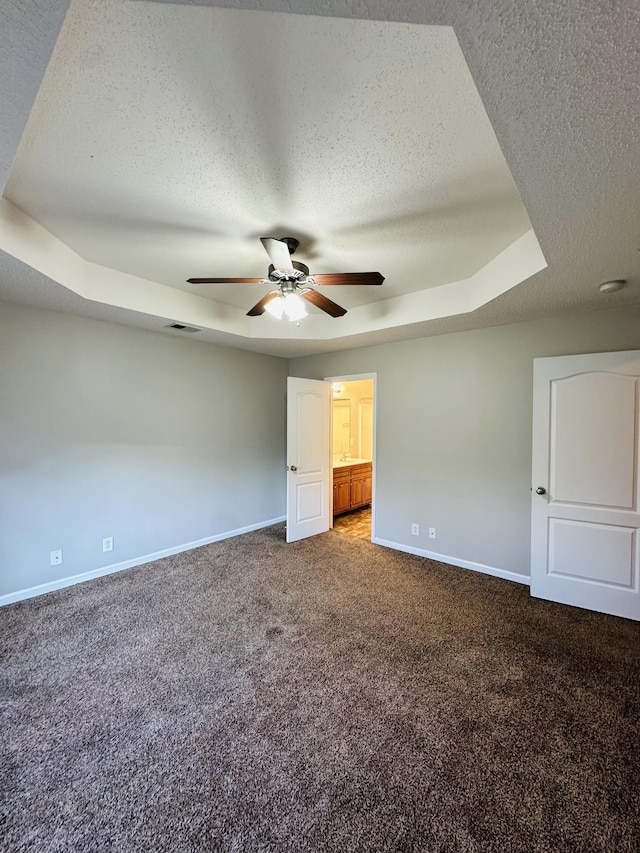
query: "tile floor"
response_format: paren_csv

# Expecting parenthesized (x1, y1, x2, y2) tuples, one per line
(332, 506, 372, 540)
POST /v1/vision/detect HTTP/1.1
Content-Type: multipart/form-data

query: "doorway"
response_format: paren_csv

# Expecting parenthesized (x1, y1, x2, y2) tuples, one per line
(327, 374, 376, 542)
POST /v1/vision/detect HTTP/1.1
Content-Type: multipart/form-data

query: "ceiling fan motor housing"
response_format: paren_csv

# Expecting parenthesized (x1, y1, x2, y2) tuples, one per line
(268, 261, 309, 282)
(279, 236, 299, 255)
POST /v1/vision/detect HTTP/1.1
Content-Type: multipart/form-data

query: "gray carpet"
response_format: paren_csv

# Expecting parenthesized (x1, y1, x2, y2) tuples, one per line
(1, 524, 639, 852)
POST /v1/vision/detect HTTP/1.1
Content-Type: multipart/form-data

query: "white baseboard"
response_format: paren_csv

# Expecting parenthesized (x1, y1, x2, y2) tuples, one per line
(372, 537, 530, 586)
(1, 516, 286, 606)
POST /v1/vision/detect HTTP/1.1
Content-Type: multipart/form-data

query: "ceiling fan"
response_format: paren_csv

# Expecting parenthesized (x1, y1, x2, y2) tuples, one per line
(187, 237, 384, 320)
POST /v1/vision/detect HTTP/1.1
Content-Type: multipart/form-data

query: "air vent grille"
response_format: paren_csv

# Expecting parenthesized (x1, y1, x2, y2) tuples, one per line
(165, 323, 201, 333)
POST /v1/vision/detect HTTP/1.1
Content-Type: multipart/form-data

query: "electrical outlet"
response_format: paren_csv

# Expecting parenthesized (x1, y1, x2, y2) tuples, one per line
(102, 536, 113, 553)
(411, 523, 419, 536)
(429, 527, 436, 539)
(50, 549, 63, 566)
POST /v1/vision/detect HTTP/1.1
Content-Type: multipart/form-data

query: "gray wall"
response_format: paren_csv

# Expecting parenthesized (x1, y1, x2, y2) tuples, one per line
(3, 299, 639, 600)
(290, 304, 640, 577)
(0, 301, 288, 597)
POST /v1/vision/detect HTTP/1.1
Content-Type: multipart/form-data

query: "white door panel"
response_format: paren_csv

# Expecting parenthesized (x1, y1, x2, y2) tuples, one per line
(286, 377, 330, 543)
(548, 519, 635, 587)
(550, 373, 636, 508)
(296, 389, 326, 473)
(296, 481, 325, 523)
(531, 351, 640, 620)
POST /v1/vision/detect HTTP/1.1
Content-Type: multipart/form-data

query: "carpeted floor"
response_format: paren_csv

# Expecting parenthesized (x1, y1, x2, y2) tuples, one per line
(1, 524, 639, 852)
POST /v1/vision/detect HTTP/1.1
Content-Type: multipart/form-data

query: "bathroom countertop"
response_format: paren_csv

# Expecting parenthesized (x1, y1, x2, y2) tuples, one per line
(333, 458, 372, 469)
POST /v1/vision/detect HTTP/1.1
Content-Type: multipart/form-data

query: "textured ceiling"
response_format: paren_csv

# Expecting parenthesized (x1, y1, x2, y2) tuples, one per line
(0, 0, 638, 358)
(5, 1, 533, 311)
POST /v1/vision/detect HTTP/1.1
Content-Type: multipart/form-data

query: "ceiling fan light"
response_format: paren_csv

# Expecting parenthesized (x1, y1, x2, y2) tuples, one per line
(283, 292, 307, 321)
(265, 295, 285, 319)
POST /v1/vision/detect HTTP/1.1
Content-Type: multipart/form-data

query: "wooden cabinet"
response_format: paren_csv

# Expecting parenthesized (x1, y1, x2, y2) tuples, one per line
(333, 462, 372, 516)
(333, 468, 352, 515)
(362, 473, 372, 505)
(351, 476, 364, 507)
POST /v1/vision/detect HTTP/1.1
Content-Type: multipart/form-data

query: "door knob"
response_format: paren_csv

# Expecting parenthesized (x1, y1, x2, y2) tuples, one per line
(535, 486, 546, 495)
(289, 465, 297, 472)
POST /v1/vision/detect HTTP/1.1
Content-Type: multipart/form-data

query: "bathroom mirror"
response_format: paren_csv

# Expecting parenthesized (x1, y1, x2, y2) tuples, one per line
(332, 399, 351, 457)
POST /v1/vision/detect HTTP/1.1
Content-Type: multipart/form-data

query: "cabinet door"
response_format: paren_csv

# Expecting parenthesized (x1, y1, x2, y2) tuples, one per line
(351, 477, 364, 508)
(333, 480, 351, 515)
(362, 474, 372, 505)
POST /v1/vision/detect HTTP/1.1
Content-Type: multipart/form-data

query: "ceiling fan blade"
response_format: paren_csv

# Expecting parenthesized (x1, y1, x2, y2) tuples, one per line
(311, 272, 384, 287)
(246, 291, 279, 317)
(187, 277, 265, 284)
(260, 237, 295, 273)
(302, 289, 347, 317)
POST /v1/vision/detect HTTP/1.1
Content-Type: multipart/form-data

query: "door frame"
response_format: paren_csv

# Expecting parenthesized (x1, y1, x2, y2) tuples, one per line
(325, 372, 377, 541)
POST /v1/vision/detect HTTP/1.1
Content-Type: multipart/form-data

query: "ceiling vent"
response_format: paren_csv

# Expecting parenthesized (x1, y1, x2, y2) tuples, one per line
(165, 322, 201, 333)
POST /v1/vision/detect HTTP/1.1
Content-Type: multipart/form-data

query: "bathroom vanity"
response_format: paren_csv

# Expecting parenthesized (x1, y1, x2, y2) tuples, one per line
(332, 459, 372, 516)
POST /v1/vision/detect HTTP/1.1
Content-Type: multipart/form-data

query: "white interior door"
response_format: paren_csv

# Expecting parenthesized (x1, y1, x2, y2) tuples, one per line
(286, 377, 331, 543)
(531, 350, 640, 620)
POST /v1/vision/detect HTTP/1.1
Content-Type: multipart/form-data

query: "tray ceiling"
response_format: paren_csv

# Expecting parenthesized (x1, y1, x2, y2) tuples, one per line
(0, 0, 637, 357)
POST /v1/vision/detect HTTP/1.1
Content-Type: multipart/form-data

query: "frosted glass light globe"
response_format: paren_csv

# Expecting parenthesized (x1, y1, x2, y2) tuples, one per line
(283, 293, 307, 321)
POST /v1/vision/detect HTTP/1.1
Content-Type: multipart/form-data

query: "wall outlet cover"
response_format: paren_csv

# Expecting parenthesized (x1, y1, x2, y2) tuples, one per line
(411, 523, 419, 536)
(50, 549, 63, 566)
(429, 527, 436, 539)
(102, 536, 114, 553)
